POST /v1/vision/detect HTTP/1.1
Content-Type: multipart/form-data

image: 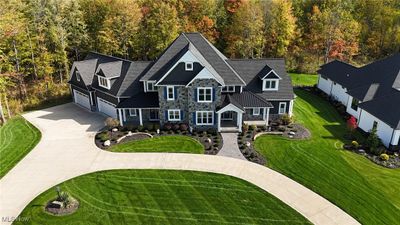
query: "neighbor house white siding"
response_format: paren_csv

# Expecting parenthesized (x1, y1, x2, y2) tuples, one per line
(331, 82, 349, 105)
(346, 96, 361, 119)
(317, 75, 332, 95)
(358, 110, 394, 147)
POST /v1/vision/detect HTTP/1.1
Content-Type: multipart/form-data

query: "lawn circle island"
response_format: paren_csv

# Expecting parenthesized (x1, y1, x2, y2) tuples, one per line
(95, 120, 222, 155)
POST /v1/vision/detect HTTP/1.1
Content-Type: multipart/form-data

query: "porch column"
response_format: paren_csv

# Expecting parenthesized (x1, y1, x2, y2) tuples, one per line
(237, 113, 242, 131)
(266, 108, 270, 126)
(289, 100, 294, 116)
(263, 107, 266, 121)
(139, 108, 143, 126)
(123, 109, 126, 122)
(118, 109, 124, 126)
(217, 112, 221, 132)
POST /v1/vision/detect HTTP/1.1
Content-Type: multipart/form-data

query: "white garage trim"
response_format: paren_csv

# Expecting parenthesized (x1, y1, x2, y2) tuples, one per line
(73, 89, 91, 110)
(97, 97, 117, 118)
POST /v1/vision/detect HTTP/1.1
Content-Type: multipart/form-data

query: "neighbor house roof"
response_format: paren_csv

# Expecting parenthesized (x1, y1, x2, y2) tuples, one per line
(320, 53, 400, 129)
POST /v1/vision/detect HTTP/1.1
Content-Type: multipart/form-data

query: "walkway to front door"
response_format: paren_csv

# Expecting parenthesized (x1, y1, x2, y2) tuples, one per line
(217, 133, 246, 160)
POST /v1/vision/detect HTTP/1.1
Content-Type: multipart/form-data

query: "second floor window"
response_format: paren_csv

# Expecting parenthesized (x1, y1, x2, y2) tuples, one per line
(147, 81, 157, 92)
(76, 71, 81, 82)
(166, 86, 174, 100)
(222, 86, 235, 93)
(264, 80, 277, 90)
(198, 87, 212, 102)
(98, 76, 110, 89)
(185, 62, 193, 71)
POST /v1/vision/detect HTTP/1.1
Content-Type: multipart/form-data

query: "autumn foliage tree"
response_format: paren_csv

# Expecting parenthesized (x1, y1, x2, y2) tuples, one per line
(347, 116, 358, 133)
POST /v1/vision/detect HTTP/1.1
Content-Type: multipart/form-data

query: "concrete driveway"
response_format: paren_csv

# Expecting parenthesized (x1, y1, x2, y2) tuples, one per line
(0, 103, 359, 225)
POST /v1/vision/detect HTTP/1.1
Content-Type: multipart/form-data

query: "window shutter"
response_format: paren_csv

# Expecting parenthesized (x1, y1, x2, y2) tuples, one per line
(214, 113, 217, 125)
(165, 111, 168, 121)
(193, 112, 196, 125)
(174, 87, 177, 100)
(181, 110, 184, 120)
(193, 88, 197, 101)
(213, 88, 216, 102)
(164, 87, 167, 99)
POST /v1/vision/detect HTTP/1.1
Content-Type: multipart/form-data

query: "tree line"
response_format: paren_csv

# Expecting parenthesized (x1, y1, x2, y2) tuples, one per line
(0, 0, 399, 121)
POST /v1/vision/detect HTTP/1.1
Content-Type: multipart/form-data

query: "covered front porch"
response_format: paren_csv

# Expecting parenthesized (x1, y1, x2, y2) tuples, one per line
(216, 104, 244, 132)
(117, 108, 160, 126)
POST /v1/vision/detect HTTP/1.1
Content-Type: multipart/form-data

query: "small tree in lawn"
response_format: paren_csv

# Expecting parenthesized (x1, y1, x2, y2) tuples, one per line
(347, 116, 358, 138)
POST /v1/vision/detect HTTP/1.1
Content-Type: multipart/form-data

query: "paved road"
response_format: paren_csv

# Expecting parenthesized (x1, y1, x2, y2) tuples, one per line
(0, 103, 360, 225)
(217, 133, 246, 160)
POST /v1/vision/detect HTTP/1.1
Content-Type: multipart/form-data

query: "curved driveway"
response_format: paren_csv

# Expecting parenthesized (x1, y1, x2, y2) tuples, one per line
(0, 103, 359, 225)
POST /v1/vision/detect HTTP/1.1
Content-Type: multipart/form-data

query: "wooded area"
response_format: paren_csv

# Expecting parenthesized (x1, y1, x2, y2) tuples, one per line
(0, 0, 399, 121)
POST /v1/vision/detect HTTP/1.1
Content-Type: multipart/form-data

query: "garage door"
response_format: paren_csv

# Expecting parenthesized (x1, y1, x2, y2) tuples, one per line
(73, 90, 91, 110)
(97, 97, 117, 118)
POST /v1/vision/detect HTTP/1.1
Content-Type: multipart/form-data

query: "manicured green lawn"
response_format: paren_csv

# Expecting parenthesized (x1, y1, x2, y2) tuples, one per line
(109, 136, 204, 154)
(16, 170, 310, 225)
(289, 73, 318, 87)
(255, 90, 400, 225)
(0, 116, 41, 178)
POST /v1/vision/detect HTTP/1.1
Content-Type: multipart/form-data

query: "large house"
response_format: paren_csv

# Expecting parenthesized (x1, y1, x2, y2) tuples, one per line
(317, 54, 400, 150)
(68, 32, 294, 132)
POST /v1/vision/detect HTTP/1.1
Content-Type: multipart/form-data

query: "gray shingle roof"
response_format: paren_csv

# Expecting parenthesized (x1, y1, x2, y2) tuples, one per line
(96, 61, 123, 78)
(70, 58, 98, 87)
(227, 59, 294, 100)
(229, 91, 273, 108)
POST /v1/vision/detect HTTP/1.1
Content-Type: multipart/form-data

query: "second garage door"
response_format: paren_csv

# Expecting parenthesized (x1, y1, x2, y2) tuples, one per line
(97, 97, 117, 118)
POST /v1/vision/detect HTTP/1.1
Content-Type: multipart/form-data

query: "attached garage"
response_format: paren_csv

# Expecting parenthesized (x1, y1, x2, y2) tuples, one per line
(97, 97, 117, 118)
(73, 89, 91, 110)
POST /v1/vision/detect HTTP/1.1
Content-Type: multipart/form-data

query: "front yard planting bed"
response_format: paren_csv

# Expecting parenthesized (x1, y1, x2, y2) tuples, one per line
(254, 89, 400, 225)
(15, 170, 311, 225)
(95, 127, 222, 154)
(0, 116, 41, 178)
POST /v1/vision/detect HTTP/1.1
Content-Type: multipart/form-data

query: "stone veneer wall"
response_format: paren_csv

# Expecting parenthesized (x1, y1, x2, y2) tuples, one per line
(157, 79, 222, 130)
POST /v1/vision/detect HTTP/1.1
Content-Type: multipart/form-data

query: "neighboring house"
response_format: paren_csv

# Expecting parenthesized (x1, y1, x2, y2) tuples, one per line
(68, 32, 294, 132)
(317, 54, 400, 150)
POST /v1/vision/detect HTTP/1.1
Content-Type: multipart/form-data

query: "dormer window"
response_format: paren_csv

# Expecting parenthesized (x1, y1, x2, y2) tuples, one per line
(185, 62, 193, 71)
(263, 79, 279, 91)
(147, 81, 157, 92)
(98, 76, 110, 89)
(76, 71, 81, 82)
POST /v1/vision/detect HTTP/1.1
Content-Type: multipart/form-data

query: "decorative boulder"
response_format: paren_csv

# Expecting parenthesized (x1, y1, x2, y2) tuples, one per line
(103, 140, 111, 147)
(112, 128, 118, 132)
(50, 201, 63, 209)
(358, 149, 366, 154)
(245, 141, 251, 147)
(127, 131, 133, 136)
(205, 138, 211, 143)
(289, 135, 294, 139)
(289, 131, 296, 135)
(157, 129, 160, 134)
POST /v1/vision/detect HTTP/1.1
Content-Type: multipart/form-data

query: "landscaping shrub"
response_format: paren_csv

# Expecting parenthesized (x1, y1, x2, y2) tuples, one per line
(242, 123, 249, 133)
(172, 123, 180, 131)
(104, 117, 120, 129)
(164, 123, 172, 131)
(380, 153, 389, 161)
(179, 123, 188, 131)
(137, 125, 144, 132)
(281, 114, 292, 125)
(351, 141, 359, 149)
(278, 126, 286, 132)
(366, 127, 381, 154)
(154, 124, 160, 131)
(97, 132, 109, 142)
(250, 124, 257, 131)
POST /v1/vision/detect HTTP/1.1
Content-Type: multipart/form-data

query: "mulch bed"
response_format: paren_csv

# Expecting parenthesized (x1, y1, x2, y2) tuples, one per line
(282, 123, 311, 139)
(95, 128, 222, 154)
(45, 197, 79, 216)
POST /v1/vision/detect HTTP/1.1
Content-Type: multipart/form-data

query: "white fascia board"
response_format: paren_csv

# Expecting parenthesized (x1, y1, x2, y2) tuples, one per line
(262, 70, 282, 80)
(186, 68, 223, 87)
(216, 103, 244, 113)
(155, 50, 195, 85)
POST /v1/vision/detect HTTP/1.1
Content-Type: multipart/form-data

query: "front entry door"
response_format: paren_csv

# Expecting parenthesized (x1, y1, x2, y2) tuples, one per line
(221, 111, 233, 120)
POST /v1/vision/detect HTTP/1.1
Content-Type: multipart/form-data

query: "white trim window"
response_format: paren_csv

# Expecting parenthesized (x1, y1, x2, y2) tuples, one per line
(168, 109, 180, 121)
(222, 86, 235, 93)
(263, 79, 279, 91)
(98, 76, 110, 89)
(197, 87, 212, 102)
(279, 102, 287, 114)
(129, 109, 137, 116)
(185, 62, 193, 71)
(76, 71, 81, 82)
(196, 111, 213, 125)
(253, 108, 260, 115)
(167, 86, 174, 100)
(147, 81, 157, 92)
